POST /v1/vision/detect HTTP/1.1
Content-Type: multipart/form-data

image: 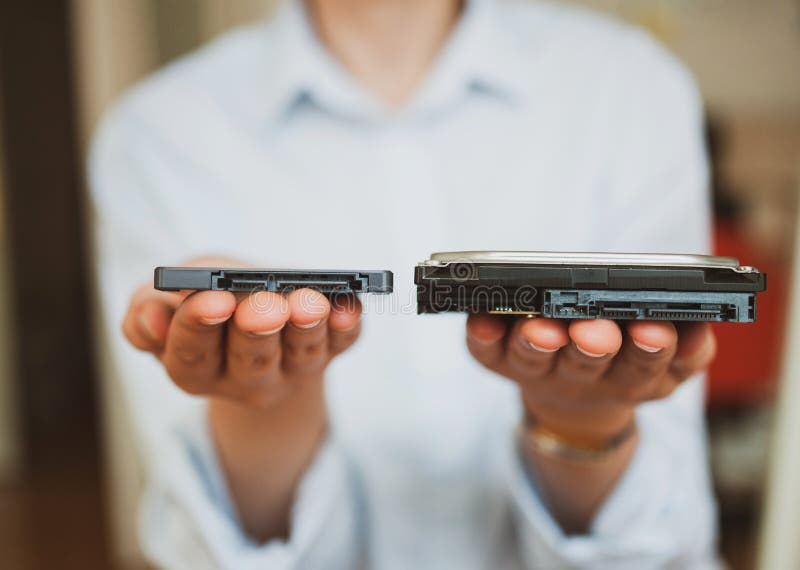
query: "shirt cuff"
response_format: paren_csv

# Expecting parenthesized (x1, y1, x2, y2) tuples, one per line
(505, 408, 720, 569)
(138, 401, 360, 570)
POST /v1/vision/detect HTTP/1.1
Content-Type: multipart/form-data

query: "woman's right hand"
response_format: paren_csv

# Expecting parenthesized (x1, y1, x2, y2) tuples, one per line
(122, 258, 362, 410)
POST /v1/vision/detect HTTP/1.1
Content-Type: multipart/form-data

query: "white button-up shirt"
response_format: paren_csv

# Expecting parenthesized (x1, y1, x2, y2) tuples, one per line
(89, 0, 720, 568)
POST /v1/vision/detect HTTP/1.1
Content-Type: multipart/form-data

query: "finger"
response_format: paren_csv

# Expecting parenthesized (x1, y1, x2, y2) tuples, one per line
(507, 317, 569, 378)
(282, 289, 331, 375)
(604, 321, 678, 399)
(465, 313, 508, 371)
(162, 290, 236, 393)
(555, 319, 622, 381)
(328, 294, 362, 356)
(671, 323, 717, 380)
(638, 323, 716, 402)
(122, 285, 183, 352)
(123, 298, 175, 352)
(224, 292, 290, 391)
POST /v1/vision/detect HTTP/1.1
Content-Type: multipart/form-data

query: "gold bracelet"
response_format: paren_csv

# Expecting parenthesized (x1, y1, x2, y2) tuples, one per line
(520, 417, 637, 462)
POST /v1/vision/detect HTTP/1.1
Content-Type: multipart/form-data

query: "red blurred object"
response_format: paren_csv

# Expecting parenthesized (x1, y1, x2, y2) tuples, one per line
(707, 220, 787, 406)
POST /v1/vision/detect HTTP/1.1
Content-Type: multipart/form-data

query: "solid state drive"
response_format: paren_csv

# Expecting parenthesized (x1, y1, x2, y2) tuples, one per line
(414, 251, 766, 323)
(155, 267, 393, 295)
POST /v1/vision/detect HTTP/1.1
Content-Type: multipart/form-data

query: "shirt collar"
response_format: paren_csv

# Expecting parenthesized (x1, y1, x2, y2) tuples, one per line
(252, 0, 537, 125)
(411, 0, 538, 114)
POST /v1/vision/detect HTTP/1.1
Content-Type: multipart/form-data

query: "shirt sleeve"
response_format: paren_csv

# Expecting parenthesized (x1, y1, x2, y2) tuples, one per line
(505, 35, 721, 569)
(506, 378, 720, 569)
(138, 404, 360, 570)
(88, 100, 362, 570)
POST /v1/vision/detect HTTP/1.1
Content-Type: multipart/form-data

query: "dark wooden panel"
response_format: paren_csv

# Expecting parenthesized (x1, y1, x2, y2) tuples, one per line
(0, 1, 111, 567)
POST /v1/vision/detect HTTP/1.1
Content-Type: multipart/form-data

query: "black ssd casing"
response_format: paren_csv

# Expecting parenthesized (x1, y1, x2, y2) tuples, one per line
(155, 267, 393, 295)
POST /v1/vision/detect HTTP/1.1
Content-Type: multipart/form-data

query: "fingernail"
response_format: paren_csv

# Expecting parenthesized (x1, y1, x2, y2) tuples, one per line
(296, 319, 321, 329)
(576, 344, 606, 358)
(201, 315, 229, 326)
(634, 340, 663, 353)
(252, 324, 284, 336)
(527, 340, 558, 353)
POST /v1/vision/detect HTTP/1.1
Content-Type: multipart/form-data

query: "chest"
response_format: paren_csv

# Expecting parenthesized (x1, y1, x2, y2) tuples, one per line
(171, 103, 615, 268)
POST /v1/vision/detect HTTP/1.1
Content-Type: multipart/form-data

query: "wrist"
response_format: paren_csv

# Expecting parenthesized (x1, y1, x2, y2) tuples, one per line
(522, 404, 636, 449)
(210, 378, 327, 435)
(521, 413, 637, 463)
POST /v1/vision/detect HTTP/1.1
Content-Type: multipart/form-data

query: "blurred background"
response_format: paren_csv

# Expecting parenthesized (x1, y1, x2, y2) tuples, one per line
(0, 1, 798, 568)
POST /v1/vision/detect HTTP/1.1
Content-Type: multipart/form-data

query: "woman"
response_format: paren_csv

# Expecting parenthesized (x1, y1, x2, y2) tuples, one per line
(91, 0, 720, 567)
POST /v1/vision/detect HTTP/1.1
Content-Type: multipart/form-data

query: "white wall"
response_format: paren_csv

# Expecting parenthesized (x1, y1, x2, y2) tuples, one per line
(758, 174, 800, 570)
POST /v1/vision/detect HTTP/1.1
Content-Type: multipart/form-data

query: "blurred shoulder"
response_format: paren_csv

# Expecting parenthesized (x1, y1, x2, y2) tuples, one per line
(91, 20, 276, 152)
(496, 0, 701, 109)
